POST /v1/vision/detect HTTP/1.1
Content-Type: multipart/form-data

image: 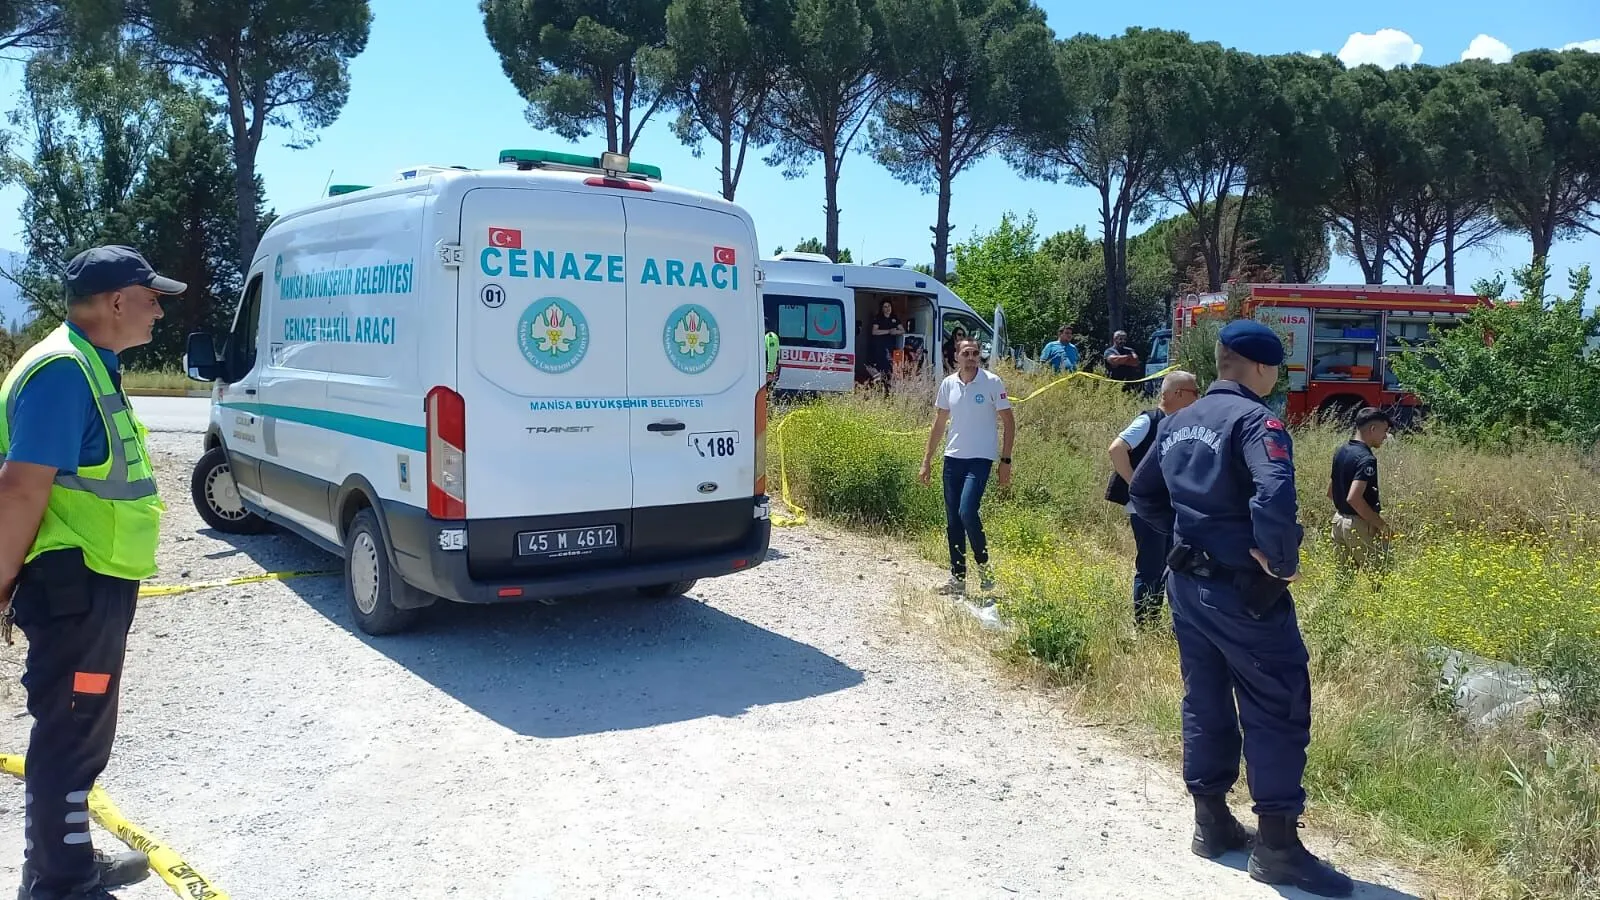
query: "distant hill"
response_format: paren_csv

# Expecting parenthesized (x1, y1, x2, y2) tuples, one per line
(0, 250, 33, 330)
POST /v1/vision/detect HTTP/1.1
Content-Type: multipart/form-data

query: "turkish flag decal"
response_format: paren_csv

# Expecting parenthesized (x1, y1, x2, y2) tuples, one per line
(713, 245, 736, 265)
(488, 227, 522, 249)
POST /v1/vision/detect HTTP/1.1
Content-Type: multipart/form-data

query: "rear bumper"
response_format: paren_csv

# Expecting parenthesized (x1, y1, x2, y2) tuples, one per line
(383, 497, 773, 604)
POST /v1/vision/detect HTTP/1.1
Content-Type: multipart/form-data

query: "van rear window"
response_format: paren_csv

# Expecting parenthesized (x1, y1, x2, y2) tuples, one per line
(763, 294, 846, 350)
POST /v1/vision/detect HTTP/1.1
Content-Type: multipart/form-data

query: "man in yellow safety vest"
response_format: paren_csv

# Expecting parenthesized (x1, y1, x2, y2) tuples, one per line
(0, 245, 181, 900)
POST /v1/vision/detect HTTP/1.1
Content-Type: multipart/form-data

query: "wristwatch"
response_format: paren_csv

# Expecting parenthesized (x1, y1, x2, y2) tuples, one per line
(999, 457, 1012, 465)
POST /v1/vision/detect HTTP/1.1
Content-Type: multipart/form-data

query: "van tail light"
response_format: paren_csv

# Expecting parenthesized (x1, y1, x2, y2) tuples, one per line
(426, 386, 466, 519)
(754, 386, 768, 496)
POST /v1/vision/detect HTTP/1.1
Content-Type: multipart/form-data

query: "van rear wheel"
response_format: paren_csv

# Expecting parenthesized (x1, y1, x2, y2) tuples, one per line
(344, 508, 423, 636)
(638, 580, 697, 599)
(191, 446, 270, 535)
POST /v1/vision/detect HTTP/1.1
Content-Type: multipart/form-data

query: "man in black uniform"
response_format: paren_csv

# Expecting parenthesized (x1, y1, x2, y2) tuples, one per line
(1328, 407, 1392, 571)
(1129, 320, 1354, 897)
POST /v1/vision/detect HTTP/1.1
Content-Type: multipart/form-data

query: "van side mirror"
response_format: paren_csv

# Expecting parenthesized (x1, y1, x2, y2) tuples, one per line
(184, 332, 220, 382)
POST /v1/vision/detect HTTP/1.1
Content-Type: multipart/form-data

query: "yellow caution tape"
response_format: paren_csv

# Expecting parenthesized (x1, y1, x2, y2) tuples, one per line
(768, 364, 1179, 529)
(0, 754, 229, 900)
(138, 570, 335, 598)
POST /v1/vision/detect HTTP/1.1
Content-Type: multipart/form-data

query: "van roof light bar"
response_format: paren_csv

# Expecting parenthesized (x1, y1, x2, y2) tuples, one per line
(328, 184, 370, 196)
(498, 148, 662, 181)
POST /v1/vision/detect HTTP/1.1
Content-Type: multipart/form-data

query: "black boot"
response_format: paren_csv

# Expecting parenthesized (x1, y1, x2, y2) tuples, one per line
(17, 848, 150, 899)
(1248, 815, 1355, 898)
(1190, 794, 1254, 858)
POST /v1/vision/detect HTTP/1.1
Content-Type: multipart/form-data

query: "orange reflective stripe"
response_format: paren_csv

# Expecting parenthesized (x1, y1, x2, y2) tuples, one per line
(72, 672, 110, 695)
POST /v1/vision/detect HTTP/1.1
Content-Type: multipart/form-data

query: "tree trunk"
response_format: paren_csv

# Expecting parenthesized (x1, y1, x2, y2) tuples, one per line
(824, 146, 840, 262)
(1444, 203, 1457, 290)
(720, 119, 735, 201)
(234, 149, 259, 267)
(1099, 189, 1116, 334)
(1112, 199, 1134, 335)
(932, 168, 952, 282)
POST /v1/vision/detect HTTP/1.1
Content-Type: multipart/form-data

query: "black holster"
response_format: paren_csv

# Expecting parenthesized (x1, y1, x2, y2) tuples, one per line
(1166, 541, 1288, 620)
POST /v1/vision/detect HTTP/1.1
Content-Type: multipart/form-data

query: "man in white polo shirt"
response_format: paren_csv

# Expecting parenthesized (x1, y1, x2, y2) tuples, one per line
(919, 338, 1015, 599)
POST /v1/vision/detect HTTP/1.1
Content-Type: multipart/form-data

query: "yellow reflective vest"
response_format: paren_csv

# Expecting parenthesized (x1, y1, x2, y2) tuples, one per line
(0, 323, 164, 581)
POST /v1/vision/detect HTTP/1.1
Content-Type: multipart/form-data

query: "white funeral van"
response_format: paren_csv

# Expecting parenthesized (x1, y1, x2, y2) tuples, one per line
(183, 149, 772, 635)
(760, 253, 1007, 394)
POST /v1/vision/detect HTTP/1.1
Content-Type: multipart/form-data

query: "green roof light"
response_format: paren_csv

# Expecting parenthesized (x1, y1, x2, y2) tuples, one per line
(497, 149, 662, 181)
(328, 184, 369, 196)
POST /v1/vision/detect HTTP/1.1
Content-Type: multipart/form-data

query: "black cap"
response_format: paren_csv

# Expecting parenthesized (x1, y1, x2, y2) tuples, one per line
(64, 245, 187, 299)
(1218, 319, 1285, 366)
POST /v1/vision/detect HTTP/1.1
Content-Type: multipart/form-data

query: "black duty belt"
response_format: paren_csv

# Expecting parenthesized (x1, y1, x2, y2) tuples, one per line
(1165, 541, 1291, 620)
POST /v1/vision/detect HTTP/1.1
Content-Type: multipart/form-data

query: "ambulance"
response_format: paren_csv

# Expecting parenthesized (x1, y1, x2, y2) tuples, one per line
(759, 253, 1006, 393)
(182, 149, 772, 635)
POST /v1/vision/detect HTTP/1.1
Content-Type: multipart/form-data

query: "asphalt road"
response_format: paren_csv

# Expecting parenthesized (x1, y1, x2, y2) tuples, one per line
(130, 395, 209, 433)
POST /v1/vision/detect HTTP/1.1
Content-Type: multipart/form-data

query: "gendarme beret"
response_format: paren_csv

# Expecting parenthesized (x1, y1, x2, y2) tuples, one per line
(1218, 319, 1284, 366)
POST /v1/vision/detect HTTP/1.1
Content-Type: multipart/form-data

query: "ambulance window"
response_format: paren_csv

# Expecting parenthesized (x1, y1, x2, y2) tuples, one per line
(764, 294, 846, 350)
(227, 274, 263, 379)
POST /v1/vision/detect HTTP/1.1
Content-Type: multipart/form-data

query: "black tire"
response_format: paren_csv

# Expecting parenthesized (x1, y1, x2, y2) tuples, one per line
(343, 507, 423, 636)
(638, 580, 698, 599)
(190, 446, 271, 534)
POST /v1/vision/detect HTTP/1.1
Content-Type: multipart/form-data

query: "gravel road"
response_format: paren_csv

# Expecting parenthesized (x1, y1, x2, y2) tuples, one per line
(0, 433, 1427, 899)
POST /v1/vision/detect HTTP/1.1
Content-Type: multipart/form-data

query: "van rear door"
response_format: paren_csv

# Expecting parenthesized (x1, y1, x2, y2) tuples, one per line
(458, 187, 632, 520)
(622, 196, 758, 529)
(764, 286, 854, 392)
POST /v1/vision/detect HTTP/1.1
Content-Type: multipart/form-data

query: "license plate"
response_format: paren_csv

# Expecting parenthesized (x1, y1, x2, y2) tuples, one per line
(690, 431, 739, 458)
(516, 525, 619, 558)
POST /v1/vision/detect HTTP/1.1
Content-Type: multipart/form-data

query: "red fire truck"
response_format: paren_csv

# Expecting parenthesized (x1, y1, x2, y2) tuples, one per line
(1170, 283, 1490, 423)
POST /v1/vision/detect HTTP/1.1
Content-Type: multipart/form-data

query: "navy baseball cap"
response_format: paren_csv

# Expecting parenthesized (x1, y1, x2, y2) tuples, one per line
(64, 245, 187, 299)
(1218, 319, 1285, 366)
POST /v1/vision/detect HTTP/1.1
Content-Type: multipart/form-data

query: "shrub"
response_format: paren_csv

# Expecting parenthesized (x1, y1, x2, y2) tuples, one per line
(1392, 262, 1600, 448)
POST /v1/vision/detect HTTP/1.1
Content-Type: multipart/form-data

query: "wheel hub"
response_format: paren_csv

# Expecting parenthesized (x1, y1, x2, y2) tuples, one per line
(350, 532, 381, 615)
(205, 465, 247, 520)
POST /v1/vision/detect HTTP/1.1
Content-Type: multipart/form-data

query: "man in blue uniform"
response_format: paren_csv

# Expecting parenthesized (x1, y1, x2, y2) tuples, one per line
(1128, 320, 1353, 897)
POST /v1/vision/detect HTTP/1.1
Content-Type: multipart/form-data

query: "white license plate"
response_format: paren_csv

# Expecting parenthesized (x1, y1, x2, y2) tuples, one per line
(516, 525, 619, 558)
(689, 431, 739, 459)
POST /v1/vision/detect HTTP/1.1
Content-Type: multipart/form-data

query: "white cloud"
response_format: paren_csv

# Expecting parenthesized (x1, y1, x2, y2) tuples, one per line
(1338, 29, 1424, 69)
(1563, 39, 1600, 53)
(1306, 49, 1325, 58)
(1461, 34, 1513, 63)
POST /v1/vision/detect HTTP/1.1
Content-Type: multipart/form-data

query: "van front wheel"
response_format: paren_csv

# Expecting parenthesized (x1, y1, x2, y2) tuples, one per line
(344, 508, 422, 635)
(191, 446, 270, 535)
(638, 580, 697, 599)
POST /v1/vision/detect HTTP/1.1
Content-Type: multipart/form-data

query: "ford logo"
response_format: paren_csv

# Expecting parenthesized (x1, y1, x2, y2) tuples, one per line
(697, 482, 718, 494)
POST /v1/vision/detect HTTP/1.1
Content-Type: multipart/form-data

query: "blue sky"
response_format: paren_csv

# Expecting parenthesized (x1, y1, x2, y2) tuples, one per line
(0, 0, 1596, 317)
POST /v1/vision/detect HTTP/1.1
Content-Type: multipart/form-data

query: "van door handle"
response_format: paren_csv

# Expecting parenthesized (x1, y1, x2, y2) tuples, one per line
(244, 388, 257, 395)
(647, 421, 686, 433)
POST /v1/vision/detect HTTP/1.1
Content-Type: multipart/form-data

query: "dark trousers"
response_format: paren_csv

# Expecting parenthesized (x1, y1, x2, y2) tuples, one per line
(1129, 513, 1169, 626)
(942, 456, 992, 578)
(1167, 569, 1311, 817)
(12, 548, 138, 900)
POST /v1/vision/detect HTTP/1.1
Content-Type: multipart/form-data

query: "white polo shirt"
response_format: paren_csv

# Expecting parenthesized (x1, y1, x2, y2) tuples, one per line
(936, 368, 1012, 460)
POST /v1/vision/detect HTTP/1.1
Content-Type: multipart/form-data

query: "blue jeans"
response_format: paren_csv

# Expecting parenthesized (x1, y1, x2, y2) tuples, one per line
(942, 456, 992, 578)
(1130, 512, 1170, 626)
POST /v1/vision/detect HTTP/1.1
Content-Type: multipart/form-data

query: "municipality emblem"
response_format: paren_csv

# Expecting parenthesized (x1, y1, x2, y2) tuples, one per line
(274, 254, 283, 283)
(663, 304, 720, 375)
(518, 297, 589, 374)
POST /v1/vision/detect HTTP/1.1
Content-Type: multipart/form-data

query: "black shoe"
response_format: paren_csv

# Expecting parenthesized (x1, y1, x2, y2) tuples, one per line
(1190, 794, 1255, 858)
(92, 849, 150, 891)
(17, 848, 149, 899)
(1248, 815, 1355, 898)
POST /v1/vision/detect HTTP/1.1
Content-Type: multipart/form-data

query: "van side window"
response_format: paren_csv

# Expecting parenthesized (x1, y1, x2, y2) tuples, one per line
(226, 274, 264, 381)
(764, 294, 846, 350)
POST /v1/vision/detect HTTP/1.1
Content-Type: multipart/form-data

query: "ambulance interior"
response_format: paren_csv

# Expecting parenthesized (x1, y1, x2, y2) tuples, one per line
(852, 290, 992, 382)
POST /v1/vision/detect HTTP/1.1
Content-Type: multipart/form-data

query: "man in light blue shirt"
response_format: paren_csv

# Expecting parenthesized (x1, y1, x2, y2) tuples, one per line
(1040, 325, 1079, 373)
